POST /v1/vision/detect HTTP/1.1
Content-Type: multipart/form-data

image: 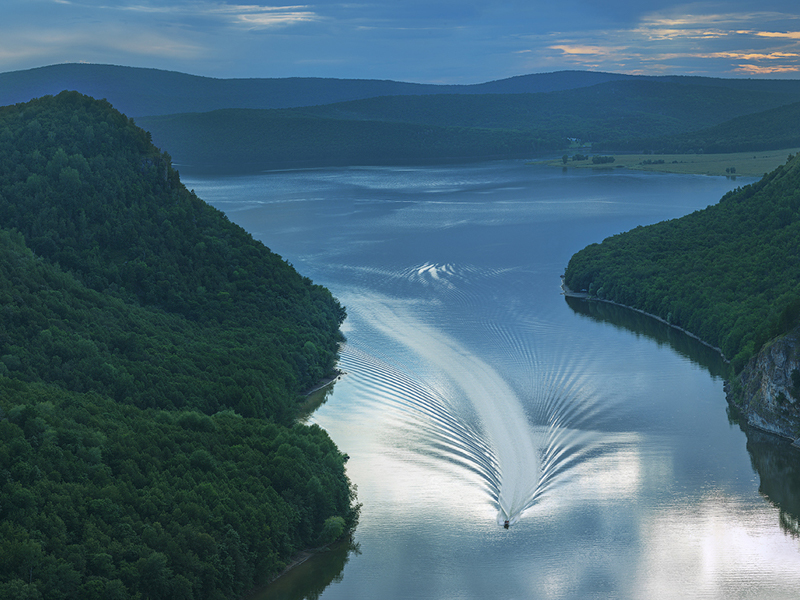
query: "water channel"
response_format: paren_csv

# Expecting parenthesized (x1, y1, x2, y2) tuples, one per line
(183, 161, 800, 599)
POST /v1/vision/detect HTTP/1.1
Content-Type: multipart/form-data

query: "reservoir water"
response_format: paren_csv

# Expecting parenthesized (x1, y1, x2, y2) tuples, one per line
(183, 161, 800, 599)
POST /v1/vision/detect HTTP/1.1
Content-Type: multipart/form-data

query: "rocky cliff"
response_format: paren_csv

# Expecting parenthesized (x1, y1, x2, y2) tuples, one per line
(729, 326, 800, 441)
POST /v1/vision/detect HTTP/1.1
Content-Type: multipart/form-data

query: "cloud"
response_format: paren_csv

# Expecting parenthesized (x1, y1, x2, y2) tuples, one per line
(227, 7, 321, 29)
(186, 3, 322, 29)
(0, 20, 204, 67)
(527, 7, 800, 77)
(735, 63, 800, 74)
(710, 50, 800, 60)
(52, 1, 322, 28)
(752, 30, 800, 39)
(5, 0, 800, 82)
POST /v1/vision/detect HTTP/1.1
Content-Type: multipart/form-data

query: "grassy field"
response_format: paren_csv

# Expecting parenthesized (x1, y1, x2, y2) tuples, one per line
(545, 148, 800, 177)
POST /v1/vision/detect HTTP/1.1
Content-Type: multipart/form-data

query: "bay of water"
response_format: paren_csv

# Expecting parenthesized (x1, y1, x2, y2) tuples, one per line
(183, 161, 800, 599)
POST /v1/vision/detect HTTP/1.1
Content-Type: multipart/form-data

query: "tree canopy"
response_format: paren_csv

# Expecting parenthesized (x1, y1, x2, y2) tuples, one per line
(0, 91, 357, 599)
(564, 153, 800, 372)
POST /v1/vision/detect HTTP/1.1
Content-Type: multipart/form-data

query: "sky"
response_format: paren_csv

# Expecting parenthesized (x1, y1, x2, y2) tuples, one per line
(4, 0, 800, 83)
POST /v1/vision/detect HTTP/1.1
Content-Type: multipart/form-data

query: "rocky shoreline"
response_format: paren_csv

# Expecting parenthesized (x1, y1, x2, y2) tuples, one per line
(560, 277, 728, 358)
(728, 329, 800, 443)
(561, 278, 800, 446)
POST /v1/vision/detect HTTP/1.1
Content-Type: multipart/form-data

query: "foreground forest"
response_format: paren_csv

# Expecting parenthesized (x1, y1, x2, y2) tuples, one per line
(0, 92, 357, 599)
(563, 153, 800, 374)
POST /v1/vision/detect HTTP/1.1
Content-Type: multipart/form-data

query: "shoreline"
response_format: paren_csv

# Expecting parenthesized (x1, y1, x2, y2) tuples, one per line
(560, 277, 729, 361)
(562, 278, 800, 447)
(244, 536, 351, 599)
(302, 369, 346, 397)
(540, 148, 800, 178)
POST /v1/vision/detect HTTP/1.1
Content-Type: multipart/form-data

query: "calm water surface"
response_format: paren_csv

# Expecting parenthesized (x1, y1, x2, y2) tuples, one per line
(184, 162, 800, 599)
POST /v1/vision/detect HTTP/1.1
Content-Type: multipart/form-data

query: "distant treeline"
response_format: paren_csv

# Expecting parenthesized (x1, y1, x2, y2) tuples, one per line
(137, 79, 800, 172)
(137, 109, 560, 172)
(564, 153, 800, 372)
(0, 92, 357, 599)
(628, 100, 800, 155)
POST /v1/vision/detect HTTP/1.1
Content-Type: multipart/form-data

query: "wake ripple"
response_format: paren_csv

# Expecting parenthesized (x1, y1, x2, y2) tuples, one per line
(338, 343, 501, 494)
(337, 264, 618, 527)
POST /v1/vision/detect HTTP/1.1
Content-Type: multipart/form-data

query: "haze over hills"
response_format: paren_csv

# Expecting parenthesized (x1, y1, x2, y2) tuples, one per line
(5, 63, 800, 172)
(136, 78, 800, 172)
(0, 63, 641, 117)
(6, 63, 800, 118)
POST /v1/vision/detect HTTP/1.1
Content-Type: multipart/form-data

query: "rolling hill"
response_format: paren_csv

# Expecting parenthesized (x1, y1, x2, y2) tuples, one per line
(137, 79, 800, 172)
(7, 64, 800, 171)
(0, 63, 639, 117)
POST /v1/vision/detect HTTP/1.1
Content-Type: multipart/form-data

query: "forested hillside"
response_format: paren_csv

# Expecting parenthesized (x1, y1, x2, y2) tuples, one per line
(137, 109, 559, 172)
(0, 92, 357, 599)
(640, 100, 800, 154)
(563, 153, 800, 372)
(139, 79, 800, 172)
(304, 80, 795, 135)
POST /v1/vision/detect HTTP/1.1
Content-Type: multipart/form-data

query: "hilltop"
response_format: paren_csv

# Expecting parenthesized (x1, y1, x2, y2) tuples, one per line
(0, 63, 640, 117)
(0, 91, 356, 598)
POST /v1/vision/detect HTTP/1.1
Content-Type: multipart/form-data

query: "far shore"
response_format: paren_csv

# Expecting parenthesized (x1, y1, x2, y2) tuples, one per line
(541, 148, 800, 178)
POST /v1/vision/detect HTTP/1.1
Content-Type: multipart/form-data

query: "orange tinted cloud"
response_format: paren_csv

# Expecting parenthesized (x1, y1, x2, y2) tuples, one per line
(735, 63, 800, 74)
(753, 31, 800, 39)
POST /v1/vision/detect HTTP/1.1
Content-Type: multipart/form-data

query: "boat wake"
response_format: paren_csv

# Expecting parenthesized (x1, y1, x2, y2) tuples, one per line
(341, 284, 613, 527)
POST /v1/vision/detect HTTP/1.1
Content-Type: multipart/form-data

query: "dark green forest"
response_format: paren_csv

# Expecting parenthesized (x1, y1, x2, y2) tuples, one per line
(635, 100, 800, 154)
(137, 109, 559, 172)
(0, 92, 357, 599)
(563, 153, 800, 372)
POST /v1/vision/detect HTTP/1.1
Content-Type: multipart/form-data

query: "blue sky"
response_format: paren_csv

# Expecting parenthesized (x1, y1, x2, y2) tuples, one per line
(4, 0, 800, 82)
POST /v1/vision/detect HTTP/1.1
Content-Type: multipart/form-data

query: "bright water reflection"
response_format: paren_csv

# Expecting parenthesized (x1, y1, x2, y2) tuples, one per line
(184, 162, 800, 599)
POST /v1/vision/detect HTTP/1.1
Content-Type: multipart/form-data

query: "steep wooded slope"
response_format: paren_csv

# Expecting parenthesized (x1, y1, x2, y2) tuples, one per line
(564, 154, 800, 371)
(0, 92, 357, 599)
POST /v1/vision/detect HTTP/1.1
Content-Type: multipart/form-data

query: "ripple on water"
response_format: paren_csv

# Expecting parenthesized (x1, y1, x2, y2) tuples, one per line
(337, 277, 624, 526)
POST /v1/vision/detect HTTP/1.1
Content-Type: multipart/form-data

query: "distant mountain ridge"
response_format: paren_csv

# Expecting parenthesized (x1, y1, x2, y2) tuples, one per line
(6, 64, 800, 119)
(0, 64, 643, 117)
(6, 63, 800, 171)
(135, 78, 800, 173)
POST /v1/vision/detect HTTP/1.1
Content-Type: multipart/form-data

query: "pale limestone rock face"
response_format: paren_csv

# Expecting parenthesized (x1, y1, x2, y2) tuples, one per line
(734, 330, 800, 440)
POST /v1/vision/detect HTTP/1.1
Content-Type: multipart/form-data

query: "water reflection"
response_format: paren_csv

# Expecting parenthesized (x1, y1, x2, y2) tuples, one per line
(565, 295, 800, 540)
(297, 378, 341, 424)
(249, 537, 361, 600)
(564, 296, 730, 379)
(744, 429, 800, 539)
(186, 164, 800, 599)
